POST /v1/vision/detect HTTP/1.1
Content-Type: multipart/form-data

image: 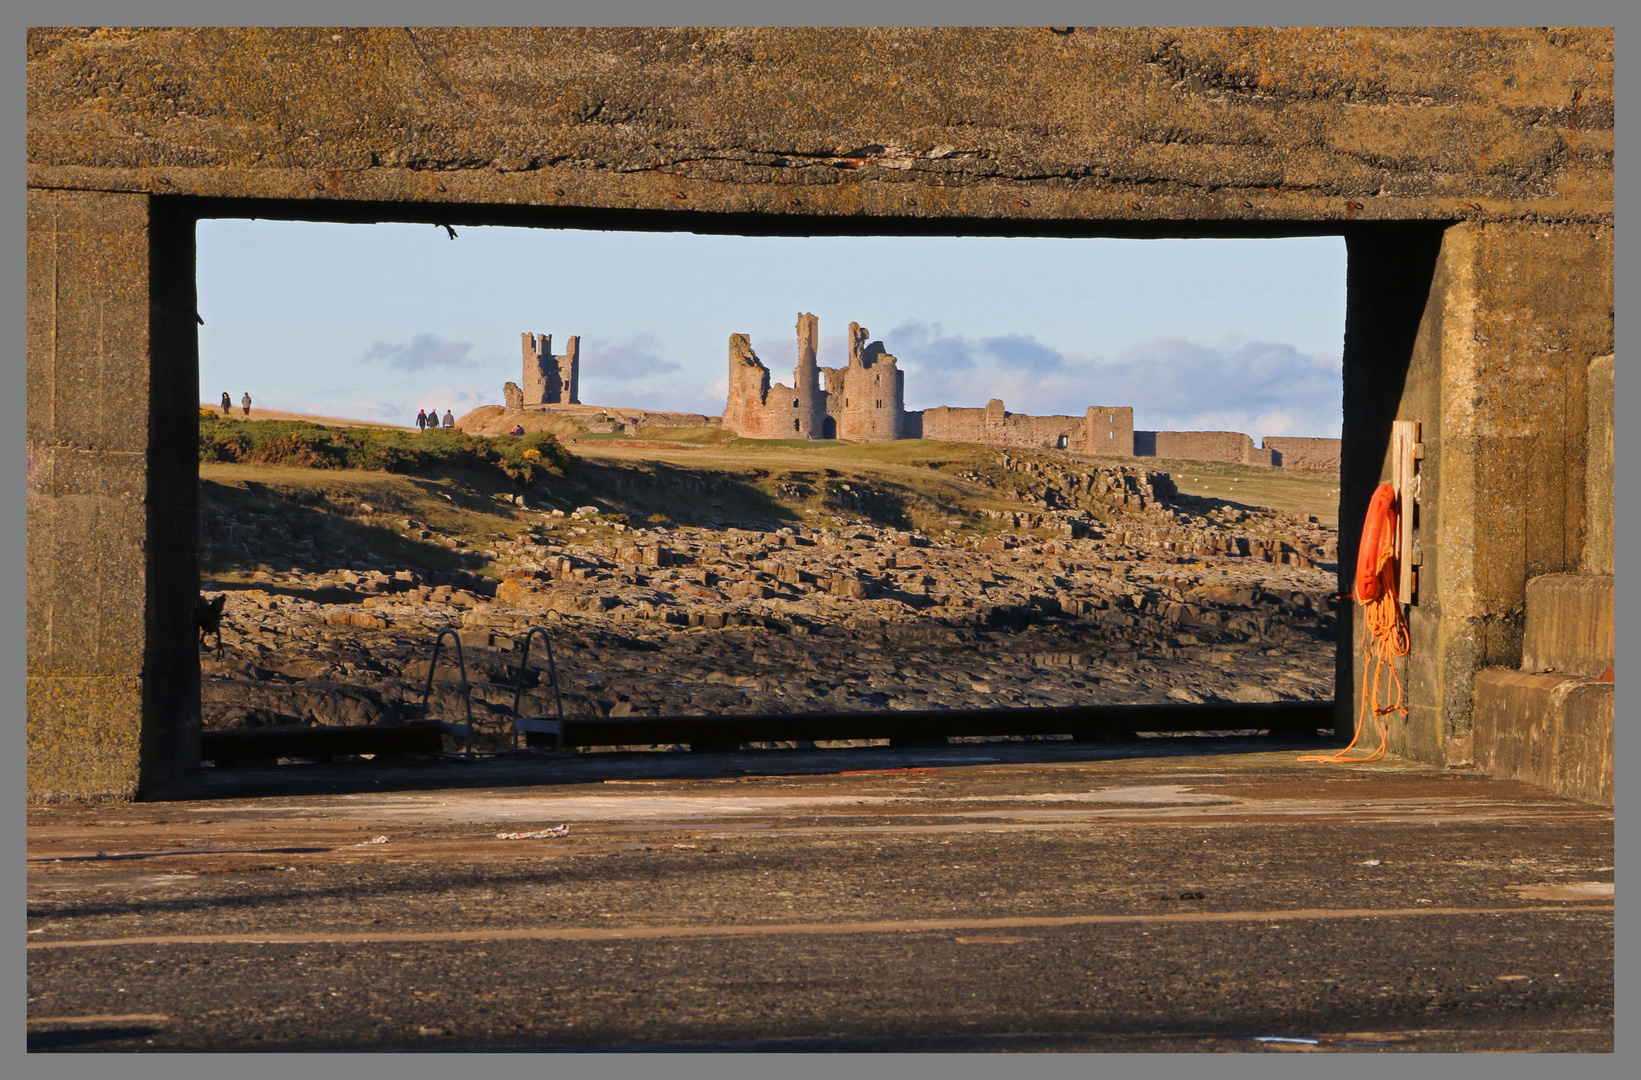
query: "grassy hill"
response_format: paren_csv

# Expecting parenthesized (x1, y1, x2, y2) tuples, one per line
(199, 418, 1340, 585)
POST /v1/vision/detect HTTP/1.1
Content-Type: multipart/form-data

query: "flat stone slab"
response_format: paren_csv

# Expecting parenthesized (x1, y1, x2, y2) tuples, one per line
(27, 745, 1612, 1052)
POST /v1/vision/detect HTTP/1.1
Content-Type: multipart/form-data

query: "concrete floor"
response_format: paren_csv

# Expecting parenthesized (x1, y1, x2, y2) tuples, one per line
(27, 737, 1613, 1053)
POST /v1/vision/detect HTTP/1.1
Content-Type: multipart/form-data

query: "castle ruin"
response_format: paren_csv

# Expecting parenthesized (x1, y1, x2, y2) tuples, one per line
(513, 331, 580, 406)
(725, 314, 907, 441)
(501, 317, 1333, 467)
(723, 313, 1135, 454)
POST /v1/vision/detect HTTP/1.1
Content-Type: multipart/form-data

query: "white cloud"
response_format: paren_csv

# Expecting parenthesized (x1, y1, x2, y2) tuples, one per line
(885, 322, 1342, 438)
(570, 334, 726, 416)
(580, 333, 682, 382)
(342, 399, 416, 426)
(580, 375, 728, 417)
(415, 387, 492, 417)
(361, 333, 475, 372)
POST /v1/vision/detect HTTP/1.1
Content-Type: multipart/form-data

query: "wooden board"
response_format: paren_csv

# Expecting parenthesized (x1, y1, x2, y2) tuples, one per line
(1392, 420, 1420, 603)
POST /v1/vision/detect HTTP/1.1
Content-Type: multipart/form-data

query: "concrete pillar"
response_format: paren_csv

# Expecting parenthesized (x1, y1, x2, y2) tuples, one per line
(27, 190, 200, 800)
(1341, 221, 1612, 766)
(1583, 354, 1613, 575)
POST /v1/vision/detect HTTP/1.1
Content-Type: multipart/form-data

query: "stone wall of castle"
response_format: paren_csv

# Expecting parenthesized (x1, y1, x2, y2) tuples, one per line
(521, 332, 580, 405)
(916, 401, 1134, 455)
(1262, 436, 1343, 471)
(723, 332, 787, 438)
(1083, 406, 1136, 455)
(721, 317, 1142, 452)
(1133, 430, 1276, 467)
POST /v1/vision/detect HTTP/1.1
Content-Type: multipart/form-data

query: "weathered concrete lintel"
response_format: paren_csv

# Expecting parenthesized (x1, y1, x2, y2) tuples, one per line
(25, 166, 1614, 227)
(29, 181, 1507, 240)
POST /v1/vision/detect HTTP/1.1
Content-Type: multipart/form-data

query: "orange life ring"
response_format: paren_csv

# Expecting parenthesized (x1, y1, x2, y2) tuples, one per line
(1354, 483, 1398, 601)
(1304, 480, 1409, 765)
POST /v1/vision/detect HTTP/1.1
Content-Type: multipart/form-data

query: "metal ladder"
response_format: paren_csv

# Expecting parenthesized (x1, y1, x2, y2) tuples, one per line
(508, 626, 566, 752)
(418, 628, 478, 757)
(418, 625, 567, 757)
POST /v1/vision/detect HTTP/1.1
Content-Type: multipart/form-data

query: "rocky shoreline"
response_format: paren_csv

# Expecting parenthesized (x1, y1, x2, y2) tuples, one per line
(201, 469, 1341, 750)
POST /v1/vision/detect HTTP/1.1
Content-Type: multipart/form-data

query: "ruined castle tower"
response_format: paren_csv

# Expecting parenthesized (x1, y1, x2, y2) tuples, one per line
(722, 315, 836, 439)
(722, 316, 906, 441)
(521, 332, 581, 405)
(825, 322, 904, 442)
(722, 333, 773, 436)
(792, 312, 826, 438)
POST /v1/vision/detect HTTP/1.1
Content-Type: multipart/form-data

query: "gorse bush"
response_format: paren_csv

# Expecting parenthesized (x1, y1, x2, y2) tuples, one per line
(199, 415, 574, 485)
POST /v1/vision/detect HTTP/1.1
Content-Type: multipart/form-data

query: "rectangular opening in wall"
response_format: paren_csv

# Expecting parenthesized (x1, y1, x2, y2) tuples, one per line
(193, 221, 1345, 757)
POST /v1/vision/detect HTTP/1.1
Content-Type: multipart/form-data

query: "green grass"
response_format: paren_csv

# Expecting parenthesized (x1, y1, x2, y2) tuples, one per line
(632, 424, 736, 443)
(198, 413, 574, 487)
(722, 437, 847, 450)
(574, 439, 1065, 535)
(197, 417, 1340, 583)
(1141, 457, 1340, 526)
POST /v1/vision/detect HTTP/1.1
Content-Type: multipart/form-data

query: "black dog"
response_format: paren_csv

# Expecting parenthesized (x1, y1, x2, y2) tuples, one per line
(195, 594, 226, 657)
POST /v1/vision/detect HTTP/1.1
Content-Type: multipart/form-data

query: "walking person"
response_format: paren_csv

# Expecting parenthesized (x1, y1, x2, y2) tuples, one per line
(416, 408, 428, 432)
(442, 409, 455, 430)
(240, 392, 252, 418)
(220, 391, 231, 416)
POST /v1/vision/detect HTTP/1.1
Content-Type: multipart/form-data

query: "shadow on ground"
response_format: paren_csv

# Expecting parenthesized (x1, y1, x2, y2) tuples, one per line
(166, 732, 1348, 801)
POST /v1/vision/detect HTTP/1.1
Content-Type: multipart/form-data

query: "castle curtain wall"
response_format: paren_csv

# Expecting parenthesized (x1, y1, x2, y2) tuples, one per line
(1136, 431, 1275, 466)
(1263, 437, 1342, 471)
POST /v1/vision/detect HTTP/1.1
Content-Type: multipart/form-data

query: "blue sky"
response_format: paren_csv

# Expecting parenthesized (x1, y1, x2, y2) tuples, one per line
(197, 221, 1346, 437)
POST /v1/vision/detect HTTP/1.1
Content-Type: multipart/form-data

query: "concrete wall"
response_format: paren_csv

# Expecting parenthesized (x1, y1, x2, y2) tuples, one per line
(1341, 222, 1613, 766)
(25, 27, 1613, 797)
(1472, 671, 1613, 805)
(27, 190, 200, 800)
(1263, 437, 1342, 471)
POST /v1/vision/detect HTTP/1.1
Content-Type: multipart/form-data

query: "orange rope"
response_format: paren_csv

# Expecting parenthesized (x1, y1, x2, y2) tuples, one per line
(1301, 501, 1409, 764)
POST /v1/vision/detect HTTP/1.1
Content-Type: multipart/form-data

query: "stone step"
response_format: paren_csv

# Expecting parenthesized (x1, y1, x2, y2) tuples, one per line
(1521, 573, 1613, 678)
(1471, 669, 1612, 806)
